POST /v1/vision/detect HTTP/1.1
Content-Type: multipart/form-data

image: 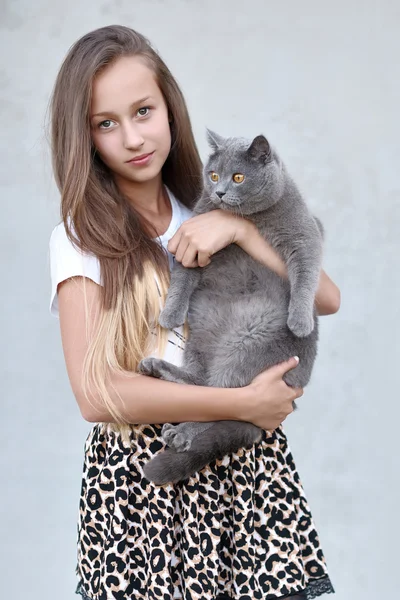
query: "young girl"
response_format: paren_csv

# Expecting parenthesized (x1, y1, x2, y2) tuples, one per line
(48, 25, 339, 600)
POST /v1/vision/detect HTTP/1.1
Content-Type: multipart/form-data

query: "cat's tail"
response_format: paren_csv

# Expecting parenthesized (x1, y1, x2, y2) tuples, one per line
(143, 421, 262, 485)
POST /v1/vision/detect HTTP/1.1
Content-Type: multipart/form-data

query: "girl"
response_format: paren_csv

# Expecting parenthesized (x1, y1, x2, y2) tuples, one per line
(48, 25, 339, 600)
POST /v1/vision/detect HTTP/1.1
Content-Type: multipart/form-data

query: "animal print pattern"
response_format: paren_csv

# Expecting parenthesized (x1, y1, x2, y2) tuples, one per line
(75, 423, 335, 600)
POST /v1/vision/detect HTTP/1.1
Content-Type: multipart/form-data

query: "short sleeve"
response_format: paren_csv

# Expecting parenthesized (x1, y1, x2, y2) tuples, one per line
(49, 222, 102, 318)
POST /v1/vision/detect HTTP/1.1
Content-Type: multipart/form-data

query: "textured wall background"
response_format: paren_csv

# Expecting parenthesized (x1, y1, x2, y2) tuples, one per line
(1, 1, 398, 598)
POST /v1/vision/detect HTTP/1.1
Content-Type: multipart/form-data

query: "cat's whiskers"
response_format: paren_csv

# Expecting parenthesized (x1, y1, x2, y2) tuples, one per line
(201, 197, 219, 212)
(223, 198, 244, 220)
(236, 201, 245, 220)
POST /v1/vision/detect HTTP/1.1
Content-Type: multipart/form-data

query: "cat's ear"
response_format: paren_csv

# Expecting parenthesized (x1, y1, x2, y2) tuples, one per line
(206, 129, 225, 151)
(247, 135, 271, 162)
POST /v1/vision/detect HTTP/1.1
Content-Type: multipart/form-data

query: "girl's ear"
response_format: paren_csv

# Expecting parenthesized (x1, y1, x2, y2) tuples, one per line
(206, 128, 225, 151)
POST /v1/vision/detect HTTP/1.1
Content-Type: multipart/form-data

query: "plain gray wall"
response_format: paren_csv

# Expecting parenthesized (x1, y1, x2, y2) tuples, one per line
(1, 0, 398, 598)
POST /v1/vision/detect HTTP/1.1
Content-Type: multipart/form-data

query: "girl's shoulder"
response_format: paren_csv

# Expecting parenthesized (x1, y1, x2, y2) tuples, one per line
(49, 219, 101, 318)
(48, 190, 193, 318)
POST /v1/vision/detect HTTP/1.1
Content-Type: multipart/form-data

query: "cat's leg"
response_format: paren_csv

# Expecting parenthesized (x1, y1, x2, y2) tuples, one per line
(159, 262, 201, 329)
(138, 337, 207, 386)
(285, 228, 323, 338)
(138, 356, 200, 385)
(144, 421, 262, 485)
(162, 421, 217, 452)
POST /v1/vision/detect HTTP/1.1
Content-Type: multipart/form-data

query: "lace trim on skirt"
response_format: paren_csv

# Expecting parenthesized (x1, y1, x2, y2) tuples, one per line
(305, 575, 335, 599)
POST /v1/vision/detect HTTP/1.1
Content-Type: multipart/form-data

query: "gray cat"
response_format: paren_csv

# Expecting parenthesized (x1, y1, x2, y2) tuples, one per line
(139, 130, 324, 485)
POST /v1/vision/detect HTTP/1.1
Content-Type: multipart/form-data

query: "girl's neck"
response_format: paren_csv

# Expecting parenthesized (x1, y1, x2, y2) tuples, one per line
(116, 176, 166, 214)
(116, 175, 172, 237)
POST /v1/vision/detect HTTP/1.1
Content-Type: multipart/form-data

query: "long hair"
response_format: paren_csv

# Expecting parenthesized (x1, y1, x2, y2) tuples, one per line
(49, 25, 203, 438)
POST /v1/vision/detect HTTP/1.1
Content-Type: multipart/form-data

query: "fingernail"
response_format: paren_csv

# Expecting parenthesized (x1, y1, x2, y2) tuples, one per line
(293, 356, 299, 362)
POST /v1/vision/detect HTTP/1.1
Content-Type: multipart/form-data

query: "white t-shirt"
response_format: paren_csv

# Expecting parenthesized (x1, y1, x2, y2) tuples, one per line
(49, 186, 194, 367)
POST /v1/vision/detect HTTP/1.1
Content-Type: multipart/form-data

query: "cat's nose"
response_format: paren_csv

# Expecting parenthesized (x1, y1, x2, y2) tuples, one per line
(216, 191, 226, 199)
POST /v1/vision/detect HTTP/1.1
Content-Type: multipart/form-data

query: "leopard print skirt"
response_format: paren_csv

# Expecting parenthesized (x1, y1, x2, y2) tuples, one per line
(75, 423, 335, 600)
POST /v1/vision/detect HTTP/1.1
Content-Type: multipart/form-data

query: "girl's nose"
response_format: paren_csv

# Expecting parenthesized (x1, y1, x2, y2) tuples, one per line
(122, 122, 145, 150)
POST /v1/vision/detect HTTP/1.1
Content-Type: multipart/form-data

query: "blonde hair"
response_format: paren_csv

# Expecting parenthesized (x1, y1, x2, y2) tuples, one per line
(49, 25, 202, 439)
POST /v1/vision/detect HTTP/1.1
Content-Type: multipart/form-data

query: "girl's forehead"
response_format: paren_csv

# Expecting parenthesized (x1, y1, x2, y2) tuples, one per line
(91, 56, 161, 112)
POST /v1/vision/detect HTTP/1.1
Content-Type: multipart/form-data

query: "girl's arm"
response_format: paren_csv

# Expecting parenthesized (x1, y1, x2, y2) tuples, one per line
(235, 220, 341, 316)
(58, 277, 301, 426)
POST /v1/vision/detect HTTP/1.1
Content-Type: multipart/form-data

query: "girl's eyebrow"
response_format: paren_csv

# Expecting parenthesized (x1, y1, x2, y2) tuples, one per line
(91, 96, 152, 119)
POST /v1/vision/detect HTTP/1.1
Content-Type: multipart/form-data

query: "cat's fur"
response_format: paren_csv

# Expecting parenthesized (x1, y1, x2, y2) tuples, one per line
(139, 130, 324, 485)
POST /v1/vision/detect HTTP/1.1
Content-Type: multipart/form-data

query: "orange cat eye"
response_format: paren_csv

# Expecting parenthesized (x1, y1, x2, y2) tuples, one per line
(233, 173, 245, 183)
(210, 172, 219, 182)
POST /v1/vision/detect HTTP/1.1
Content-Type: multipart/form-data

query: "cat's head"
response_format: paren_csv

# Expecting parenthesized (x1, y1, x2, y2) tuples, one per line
(200, 130, 284, 215)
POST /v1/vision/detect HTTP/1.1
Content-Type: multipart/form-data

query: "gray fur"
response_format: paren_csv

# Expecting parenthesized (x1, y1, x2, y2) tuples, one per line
(139, 130, 324, 485)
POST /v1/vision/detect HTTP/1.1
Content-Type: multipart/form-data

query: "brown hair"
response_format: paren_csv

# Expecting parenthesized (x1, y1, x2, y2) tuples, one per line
(49, 25, 202, 436)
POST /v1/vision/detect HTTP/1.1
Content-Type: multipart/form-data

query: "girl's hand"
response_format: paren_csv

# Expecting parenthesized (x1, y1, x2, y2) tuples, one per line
(167, 210, 249, 268)
(240, 357, 303, 430)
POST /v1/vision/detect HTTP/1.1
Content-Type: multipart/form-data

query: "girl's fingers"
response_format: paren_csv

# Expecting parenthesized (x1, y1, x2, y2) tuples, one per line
(197, 251, 211, 268)
(271, 356, 300, 379)
(175, 239, 190, 263)
(291, 387, 304, 400)
(181, 243, 199, 267)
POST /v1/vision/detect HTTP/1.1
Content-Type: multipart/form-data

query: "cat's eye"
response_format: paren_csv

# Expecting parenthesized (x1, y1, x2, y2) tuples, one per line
(210, 172, 219, 182)
(233, 173, 245, 184)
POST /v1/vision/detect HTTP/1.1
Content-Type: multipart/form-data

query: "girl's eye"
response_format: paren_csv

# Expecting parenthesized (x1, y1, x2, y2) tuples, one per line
(98, 120, 114, 130)
(233, 173, 245, 183)
(210, 172, 219, 182)
(137, 107, 150, 117)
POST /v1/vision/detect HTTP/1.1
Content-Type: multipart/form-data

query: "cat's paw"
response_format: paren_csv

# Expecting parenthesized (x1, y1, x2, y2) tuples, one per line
(170, 433, 192, 453)
(161, 423, 175, 435)
(162, 423, 192, 452)
(159, 306, 186, 330)
(161, 423, 178, 446)
(138, 357, 156, 376)
(287, 310, 315, 337)
(138, 357, 168, 378)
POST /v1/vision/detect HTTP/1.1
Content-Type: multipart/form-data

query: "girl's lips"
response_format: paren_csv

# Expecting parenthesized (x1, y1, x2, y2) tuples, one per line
(127, 151, 154, 166)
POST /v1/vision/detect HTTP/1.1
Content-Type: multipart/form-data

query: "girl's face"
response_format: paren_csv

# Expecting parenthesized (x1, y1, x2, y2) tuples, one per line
(90, 55, 171, 187)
